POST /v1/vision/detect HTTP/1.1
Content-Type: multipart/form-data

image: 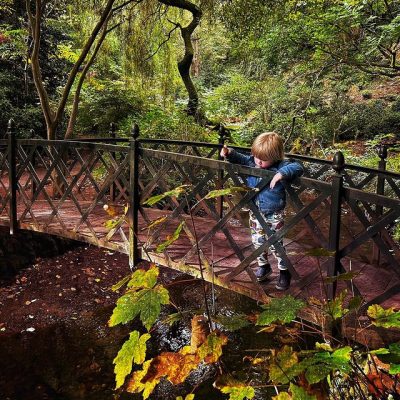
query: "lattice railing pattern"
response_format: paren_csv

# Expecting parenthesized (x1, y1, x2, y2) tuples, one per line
(0, 135, 399, 303)
(13, 140, 130, 252)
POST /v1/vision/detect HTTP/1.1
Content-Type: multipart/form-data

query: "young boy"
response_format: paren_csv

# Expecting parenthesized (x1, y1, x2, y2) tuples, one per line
(220, 132, 303, 290)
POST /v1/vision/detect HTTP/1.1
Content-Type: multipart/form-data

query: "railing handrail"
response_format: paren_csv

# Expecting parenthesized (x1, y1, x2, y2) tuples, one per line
(18, 137, 400, 180)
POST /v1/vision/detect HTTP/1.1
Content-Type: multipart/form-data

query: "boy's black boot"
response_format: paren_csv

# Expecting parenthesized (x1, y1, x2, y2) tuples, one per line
(275, 269, 291, 290)
(255, 263, 272, 282)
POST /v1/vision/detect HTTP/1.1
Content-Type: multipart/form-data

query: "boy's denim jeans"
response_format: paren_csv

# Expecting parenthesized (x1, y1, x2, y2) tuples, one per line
(249, 210, 287, 271)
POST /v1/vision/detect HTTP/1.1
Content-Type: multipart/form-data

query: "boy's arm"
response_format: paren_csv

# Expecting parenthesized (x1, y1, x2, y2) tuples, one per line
(277, 160, 304, 181)
(223, 147, 252, 166)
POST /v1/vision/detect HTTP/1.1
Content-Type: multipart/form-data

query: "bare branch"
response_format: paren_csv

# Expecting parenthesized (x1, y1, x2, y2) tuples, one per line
(144, 24, 179, 61)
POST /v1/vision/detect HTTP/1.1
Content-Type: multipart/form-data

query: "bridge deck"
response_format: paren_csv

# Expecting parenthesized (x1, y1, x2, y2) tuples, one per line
(1, 199, 399, 327)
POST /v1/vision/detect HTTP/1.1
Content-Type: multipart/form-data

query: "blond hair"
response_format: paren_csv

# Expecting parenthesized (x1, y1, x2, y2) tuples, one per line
(251, 132, 284, 162)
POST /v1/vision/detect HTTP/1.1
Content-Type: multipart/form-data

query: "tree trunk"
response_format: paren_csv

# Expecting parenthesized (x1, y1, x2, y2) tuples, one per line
(158, 0, 202, 117)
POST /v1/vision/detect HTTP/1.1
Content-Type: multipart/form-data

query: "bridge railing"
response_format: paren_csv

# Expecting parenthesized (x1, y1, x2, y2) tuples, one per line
(1, 121, 399, 303)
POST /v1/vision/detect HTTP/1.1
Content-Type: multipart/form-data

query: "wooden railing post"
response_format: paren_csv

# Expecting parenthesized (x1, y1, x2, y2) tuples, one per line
(373, 144, 387, 265)
(327, 151, 344, 300)
(7, 119, 17, 235)
(128, 123, 140, 269)
(109, 122, 117, 202)
(217, 125, 227, 219)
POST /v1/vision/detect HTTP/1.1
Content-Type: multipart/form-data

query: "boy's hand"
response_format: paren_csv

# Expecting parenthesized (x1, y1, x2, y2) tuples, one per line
(220, 145, 230, 158)
(270, 172, 283, 188)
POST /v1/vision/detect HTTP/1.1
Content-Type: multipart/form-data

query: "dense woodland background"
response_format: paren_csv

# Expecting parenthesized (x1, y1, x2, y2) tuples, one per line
(1, 0, 400, 158)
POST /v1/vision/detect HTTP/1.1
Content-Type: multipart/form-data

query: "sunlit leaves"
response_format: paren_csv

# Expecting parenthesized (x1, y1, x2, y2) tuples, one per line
(324, 290, 348, 320)
(324, 271, 359, 284)
(109, 266, 169, 330)
(203, 186, 254, 199)
(367, 304, 400, 328)
(126, 360, 159, 399)
(269, 346, 304, 384)
(289, 383, 317, 399)
(372, 343, 400, 374)
(127, 265, 159, 289)
(176, 395, 195, 400)
(273, 383, 317, 399)
(301, 347, 352, 385)
(269, 345, 352, 385)
(257, 296, 305, 325)
(220, 384, 255, 400)
(111, 274, 131, 292)
(113, 331, 151, 389)
(147, 215, 168, 230)
(214, 375, 255, 400)
(143, 185, 192, 206)
(272, 393, 291, 400)
(127, 331, 228, 398)
(156, 221, 185, 253)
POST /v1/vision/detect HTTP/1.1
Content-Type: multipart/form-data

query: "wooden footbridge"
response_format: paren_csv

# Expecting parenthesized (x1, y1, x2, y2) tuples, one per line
(1, 122, 400, 320)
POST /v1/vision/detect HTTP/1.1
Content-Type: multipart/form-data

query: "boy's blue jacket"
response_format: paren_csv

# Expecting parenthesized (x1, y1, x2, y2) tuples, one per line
(226, 149, 303, 214)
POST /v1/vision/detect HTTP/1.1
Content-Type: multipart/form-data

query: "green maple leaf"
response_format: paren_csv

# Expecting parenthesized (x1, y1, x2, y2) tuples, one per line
(220, 385, 255, 400)
(272, 393, 291, 400)
(113, 330, 151, 389)
(204, 186, 254, 199)
(143, 185, 191, 206)
(324, 271, 359, 284)
(109, 285, 169, 330)
(324, 290, 348, 320)
(302, 346, 352, 384)
(372, 343, 400, 373)
(127, 265, 159, 289)
(367, 304, 400, 328)
(156, 221, 185, 253)
(269, 346, 305, 384)
(289, 383, 317, 399)
(213, 314, 250, 331)
(257, 296, 305, 325)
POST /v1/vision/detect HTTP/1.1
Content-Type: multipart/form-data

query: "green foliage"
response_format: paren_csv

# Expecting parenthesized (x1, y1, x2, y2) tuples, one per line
(324, 290, 349, 320)
(288, 383, 317, 400)
(109, 266, 169, 330)
(109, 285, 169, 330)
(269, 346, 304, 384)
(220, 385, 255, 400)
(213, 314, 251, 331)
(372, 343, 400, 374)
(204, 186, 255, 200)
(269, 345, 352, 386)
(300, 347, 352, 385)
(75, 81, 144, 135)
(176, 395, 195, 400)
(144, 185, 191, 206)
(113, 330, 151, 389)
(156, 221, 185, 253)
(367, 304, 400, 328)
(257, 296, 305, 326)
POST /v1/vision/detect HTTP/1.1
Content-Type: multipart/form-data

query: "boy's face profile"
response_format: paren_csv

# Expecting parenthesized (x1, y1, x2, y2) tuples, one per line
(254, 157, 273, 169)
